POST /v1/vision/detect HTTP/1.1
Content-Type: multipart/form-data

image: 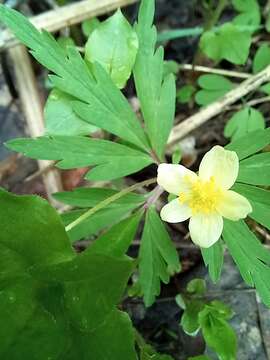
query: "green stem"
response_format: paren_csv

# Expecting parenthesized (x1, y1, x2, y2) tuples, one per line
(157, 25, 261, 43)
(134, 329, 147, 349)
(65, 177, 157, 232)
(204, 0, 228, 31)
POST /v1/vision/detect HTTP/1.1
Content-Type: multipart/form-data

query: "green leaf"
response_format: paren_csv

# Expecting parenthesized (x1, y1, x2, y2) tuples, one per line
(199, 306, 237, 360)
(6, 136, 153, 181)
(233, 183, 270, 230)
(0, 5, 149, 151)
(200, 23, 251, 65)
(57, 36, 75, 55)
(188, 356, 211, 360)
(140, 346, 174, 360)
(181, 299, 204, 336)
(0, 189, 137, 359)
(62, 204, 141, 243)
(266, 12, 270, 33)
(208, 300, 234, 320)
(77, 309, 137, 360)
(232, 0, 260, 28)
(0, 189, 74, 279)
(195, 74, 233, 106)
(223, 219, 270, 306)
(133, 0, 176, 158)
(260, 82, 270, 94)
(85, 9, 138, 89)
(45, 89, 97, 136)
(224, 107, 265, 141)
(89, 212, 142, 257)
(177, 84, 195, 104)
(54, 187, 145, 208)
(253, 44, 270, 73)
(175, 293, 186, 309)
(35, 252, 134, 331)
(82, 17, 100, 38)
(187, 279, 206, 295)
(238, 152, 270, 185)
(172, 148, 182, 164)
(138, 207, 181, 306)
(225, 128, 270, 160)
(163, 60, 179, 77)
(201, 240, 224, 283)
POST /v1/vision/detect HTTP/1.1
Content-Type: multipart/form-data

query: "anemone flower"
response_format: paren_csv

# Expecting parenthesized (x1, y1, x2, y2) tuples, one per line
(157, 146, 252, 248)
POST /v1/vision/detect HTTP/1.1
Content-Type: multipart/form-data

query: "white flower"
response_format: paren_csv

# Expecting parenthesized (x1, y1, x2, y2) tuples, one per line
(157, 145, 252, 248)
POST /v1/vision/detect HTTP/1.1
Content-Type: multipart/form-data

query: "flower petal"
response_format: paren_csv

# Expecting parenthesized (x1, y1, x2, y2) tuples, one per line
(189, 214, 223, 248)
(217, 190, 252, 221)
(160, 199, 192, 223)
(199, 145, 239, 190)
(157, 163, 197, 195)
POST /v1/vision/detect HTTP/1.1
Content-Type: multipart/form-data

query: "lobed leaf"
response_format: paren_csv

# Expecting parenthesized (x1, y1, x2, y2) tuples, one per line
(62, 204, 141, 243)
(238, 152, 270, 186)
(232, 0, 261, 29)
(133, 0, 176, 158)
(6, 136, 153, 181)
(138, 207, 181, 307)
(200, 23, 252, 65)
(0, 5, 149, 151)
(54, 187, 146, 208)
(201, 240, 224, 283)
(233, 183, 270, 230)
(195, 74, 233, 106)
(223, 219, 270, 306)
(224, 107, 265, 141)
(89, 212, 143, 257)
(225, 128, 270, 160)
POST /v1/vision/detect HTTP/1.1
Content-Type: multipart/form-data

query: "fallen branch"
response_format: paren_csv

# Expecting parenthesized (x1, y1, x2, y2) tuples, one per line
(9, 45, 63, 204)
(168, 64, 270, 150)
(0, 0, 137, 51)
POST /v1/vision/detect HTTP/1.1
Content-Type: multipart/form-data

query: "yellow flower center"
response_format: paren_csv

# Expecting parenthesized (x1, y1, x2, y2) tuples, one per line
(179, 176, 224, 215)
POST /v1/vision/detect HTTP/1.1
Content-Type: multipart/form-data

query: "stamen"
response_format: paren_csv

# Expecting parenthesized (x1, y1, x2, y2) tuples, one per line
(178, 176, 223, 215)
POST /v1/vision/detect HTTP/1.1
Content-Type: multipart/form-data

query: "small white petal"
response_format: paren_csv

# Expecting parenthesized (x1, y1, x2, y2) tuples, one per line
(160, 199, 192, 223)
(189, 213, 223, 248)
(217, 190, 252, 221)
(199, 146, 239, 190)
(157, 163, 197, 195)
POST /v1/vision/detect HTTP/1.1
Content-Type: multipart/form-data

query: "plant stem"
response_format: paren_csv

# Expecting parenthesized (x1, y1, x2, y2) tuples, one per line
(157, 24, 261, 42)
(143, 185, 164, 210)
(65, 177, 157, 232)
(204, 0, 228, 31)
(134, 329, 147, 349)
(150, 149, 162, 164)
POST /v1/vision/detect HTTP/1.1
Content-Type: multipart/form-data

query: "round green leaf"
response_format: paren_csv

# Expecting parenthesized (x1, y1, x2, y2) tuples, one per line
(85, 9, 138, 89)
(200, 23, 251, 65)
(253, 44, 270, 73)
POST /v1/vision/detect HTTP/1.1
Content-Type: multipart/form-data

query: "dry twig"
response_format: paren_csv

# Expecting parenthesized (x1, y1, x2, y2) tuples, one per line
(180, 64, 251, 79)
(168, 64, 270, 150)
(9, 45, 62, 204)
(0, 0, 138, 51)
